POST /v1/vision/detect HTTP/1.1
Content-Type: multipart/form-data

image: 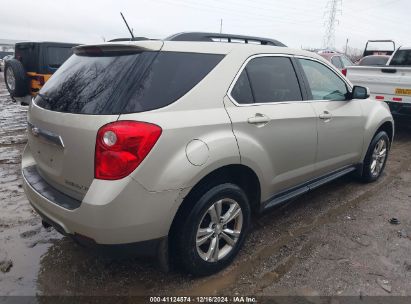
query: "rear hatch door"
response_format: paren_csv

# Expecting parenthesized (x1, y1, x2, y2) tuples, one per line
(27, 41, 163, 200)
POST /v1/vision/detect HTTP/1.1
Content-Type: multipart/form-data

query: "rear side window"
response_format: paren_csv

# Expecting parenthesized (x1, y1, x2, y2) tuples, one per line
(231, 56, 302, 104)
(47, 47, 74, 69)
(390, 50, 411, 66)
(122, 52, 223, 113)
(340, 56, 353, 67)
(35, 51, 223, 114)
(231, 70, 254, 104)
(331, 56, 343, 69)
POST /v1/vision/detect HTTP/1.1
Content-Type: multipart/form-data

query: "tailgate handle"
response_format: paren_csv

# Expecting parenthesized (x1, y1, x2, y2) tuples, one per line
(381, 68, 397, 73)
(28, 122, 65, 148)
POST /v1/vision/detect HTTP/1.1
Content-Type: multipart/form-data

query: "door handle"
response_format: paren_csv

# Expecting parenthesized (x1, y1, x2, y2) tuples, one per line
(248, 113, 271, 126)
(319, 111, 333, 121)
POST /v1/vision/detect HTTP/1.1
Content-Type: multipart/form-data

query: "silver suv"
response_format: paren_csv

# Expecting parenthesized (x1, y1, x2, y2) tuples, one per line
(22, 33, 394, 276)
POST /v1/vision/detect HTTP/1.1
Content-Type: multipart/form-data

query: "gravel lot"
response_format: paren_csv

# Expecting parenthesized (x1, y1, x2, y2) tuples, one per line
(1, 73, 411, 297)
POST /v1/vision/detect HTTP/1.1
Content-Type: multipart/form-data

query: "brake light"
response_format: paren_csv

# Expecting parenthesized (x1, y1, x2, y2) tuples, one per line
(341, 68, 347, 76)
(95, 121, 162, 180)
(375, 96, 385, 100)
(393, 97, 402, 102)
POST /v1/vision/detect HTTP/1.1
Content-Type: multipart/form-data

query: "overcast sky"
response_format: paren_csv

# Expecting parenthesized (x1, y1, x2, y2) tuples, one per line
(0, 0, 409, 50)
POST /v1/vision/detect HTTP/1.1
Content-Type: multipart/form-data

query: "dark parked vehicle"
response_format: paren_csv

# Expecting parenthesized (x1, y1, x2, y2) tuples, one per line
(357, 55, 390, 66)
(4, 41, 79, 103)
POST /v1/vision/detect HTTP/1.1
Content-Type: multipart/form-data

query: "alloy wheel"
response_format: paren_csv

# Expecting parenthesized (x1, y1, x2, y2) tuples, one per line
(196, 198, 243, 262)
(370, 138, 387, 177)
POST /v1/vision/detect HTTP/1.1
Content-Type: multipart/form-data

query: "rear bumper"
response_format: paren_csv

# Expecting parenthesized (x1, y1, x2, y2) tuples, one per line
(22, 144, 187, 245)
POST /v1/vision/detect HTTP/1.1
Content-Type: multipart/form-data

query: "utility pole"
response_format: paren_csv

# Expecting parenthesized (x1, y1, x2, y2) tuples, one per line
(220, 18, 223, 34)
(322, 0, 342, 49)
(345, 38, 349, 54)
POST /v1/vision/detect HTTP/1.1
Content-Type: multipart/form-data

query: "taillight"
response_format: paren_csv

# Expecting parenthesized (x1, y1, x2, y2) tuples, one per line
(393, 97, 402, 102)
(95, 121, 162, 180)
(341, 68, 347, 76)
(375, 96, 385, 101)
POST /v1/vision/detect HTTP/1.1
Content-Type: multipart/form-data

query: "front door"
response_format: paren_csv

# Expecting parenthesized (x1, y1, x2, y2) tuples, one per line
(297, 58, 365, 176)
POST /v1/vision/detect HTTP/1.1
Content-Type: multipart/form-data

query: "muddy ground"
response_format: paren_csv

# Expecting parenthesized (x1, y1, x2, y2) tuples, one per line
(1, 72, 411, 297)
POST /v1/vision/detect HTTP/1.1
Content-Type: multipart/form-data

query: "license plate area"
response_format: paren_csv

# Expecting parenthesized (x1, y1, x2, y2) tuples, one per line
(395, 88, 411, 96)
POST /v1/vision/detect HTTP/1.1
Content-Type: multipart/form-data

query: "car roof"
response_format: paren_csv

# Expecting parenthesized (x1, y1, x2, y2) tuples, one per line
(317, 52, 343, 60)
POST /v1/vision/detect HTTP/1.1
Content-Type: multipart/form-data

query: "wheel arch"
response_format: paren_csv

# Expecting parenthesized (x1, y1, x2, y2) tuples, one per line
(169, 164, 261, 236)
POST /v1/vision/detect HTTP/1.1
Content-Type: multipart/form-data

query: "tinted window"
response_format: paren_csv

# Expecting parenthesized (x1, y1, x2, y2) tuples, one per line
(389, 50, 411, 66)
(299, 59, 348, 101)
(123, 52, 223, 113)
(47, 47, 74, 68)
(36, 52, 223, 114)
(231, 69, 253, 104)
(359, 56, 389, 66)
(239, 57, 302, 103)
(331, 56, 343, 69)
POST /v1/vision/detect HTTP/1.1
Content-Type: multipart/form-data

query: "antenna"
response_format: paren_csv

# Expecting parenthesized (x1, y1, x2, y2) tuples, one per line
(322, 0, 342, 49)
(120, 12, 135, 40)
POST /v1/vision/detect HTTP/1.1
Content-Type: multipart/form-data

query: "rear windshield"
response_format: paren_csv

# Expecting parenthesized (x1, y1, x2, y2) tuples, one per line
(35, 51, 224, 114)
(389, 50, 411, 66)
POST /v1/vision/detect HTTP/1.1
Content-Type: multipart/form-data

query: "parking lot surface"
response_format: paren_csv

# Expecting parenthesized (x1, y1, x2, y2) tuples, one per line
(1, 73, 411, 296)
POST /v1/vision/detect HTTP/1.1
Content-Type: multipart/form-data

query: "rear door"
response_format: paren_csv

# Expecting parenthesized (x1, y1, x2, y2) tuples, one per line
(297, 58, 365, 176)
(224, 55, 318, 197)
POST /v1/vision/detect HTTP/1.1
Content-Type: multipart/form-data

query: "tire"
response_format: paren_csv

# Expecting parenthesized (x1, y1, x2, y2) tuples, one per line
(4, 59, 29, 97)
(360, 131, 390, 183)
(175, 183, 250, 276)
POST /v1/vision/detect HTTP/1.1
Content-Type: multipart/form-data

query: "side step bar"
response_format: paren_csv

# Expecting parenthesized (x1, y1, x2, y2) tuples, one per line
(261, 166, 356, 212)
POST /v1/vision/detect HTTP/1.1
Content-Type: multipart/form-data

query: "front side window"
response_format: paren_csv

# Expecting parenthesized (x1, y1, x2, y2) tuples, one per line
(299, 59, 348, 101)
(231, 56, 302, 104)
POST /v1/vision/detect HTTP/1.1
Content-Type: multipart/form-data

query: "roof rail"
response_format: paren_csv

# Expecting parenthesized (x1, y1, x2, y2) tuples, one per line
(165, 32, 286, 47)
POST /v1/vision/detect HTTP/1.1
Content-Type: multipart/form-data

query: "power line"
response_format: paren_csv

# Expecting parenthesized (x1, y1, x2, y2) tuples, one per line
(323, 0, 342, 49)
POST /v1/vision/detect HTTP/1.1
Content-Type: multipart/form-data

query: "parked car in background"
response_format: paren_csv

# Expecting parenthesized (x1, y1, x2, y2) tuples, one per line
(3, 41, 78, 104)
(22, 32, 393, 276)
(317, 50, 353, 76)
(347, 46, 411, 120)
(357, 55, 390, 66)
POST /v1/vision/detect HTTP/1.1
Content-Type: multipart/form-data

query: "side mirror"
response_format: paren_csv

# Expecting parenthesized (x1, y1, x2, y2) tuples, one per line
(351, 86, 370, 100)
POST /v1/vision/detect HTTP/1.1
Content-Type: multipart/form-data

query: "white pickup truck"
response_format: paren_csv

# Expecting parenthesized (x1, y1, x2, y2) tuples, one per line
(346, 47, 411, 120)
